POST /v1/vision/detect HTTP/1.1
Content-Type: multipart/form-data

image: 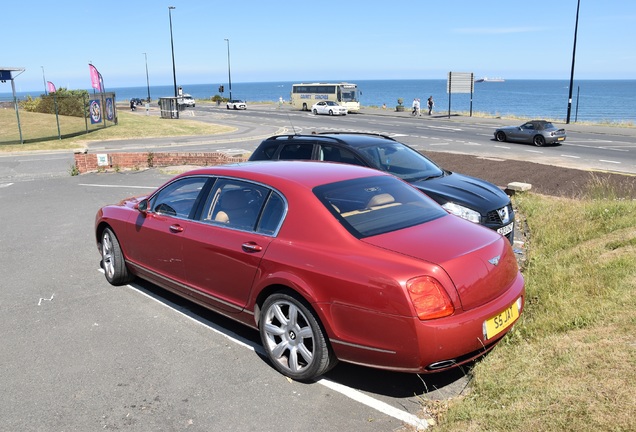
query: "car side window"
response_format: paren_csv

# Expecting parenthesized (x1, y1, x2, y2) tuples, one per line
(279, 144, 314, 160)
(250, 143, 278, 160)
(256, 192, 286, 235)
(150, 177, 208, 218)
(200, 179, 267, 231)
(319, 145, 366, 166)
(522, 123, 534, 130)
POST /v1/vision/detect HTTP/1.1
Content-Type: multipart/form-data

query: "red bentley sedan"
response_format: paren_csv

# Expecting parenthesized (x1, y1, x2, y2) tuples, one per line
(95, 161, 524, 381)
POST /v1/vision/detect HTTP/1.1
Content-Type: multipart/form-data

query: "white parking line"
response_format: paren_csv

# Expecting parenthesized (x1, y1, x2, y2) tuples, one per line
(99, 272, 432, 429)
(0, 183, 14, 188)
(80, 183, 156, 189)
(560, 155, 580, 159)
(599, 159, 621, 164)
(494, 145, 510, 149)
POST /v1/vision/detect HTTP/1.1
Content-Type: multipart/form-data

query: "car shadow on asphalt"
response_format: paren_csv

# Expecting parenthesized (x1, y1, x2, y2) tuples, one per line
(128, 277, 476, 400)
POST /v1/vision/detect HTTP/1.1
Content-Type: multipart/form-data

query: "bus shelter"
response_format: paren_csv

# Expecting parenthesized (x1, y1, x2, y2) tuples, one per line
(158, 97, 180, 119)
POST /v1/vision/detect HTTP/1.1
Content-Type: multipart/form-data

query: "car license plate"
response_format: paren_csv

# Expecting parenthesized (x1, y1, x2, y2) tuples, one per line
(557, 137, 565, 141)
(497, 222, 514, 236)
(484, 302, 519, 340)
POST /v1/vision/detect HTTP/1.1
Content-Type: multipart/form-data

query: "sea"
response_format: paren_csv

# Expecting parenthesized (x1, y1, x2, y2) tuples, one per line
(2, 79, 635, 123)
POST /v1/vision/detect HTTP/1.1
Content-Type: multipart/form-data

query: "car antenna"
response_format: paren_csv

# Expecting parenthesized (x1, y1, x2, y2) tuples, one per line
(286, 112, 298, 135)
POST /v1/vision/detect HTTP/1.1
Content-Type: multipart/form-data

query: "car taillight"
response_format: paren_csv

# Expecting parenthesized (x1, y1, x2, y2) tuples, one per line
(406, 276, 455, 320)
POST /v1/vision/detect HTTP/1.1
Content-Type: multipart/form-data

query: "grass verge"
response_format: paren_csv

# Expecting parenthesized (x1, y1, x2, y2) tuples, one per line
(431, 184, 636, 431)
(0, 109, 235, 152)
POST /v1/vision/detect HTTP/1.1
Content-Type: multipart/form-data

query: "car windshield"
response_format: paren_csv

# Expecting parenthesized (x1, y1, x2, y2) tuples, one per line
(314, 176, 447, 238)
(356, 142, 444, 182)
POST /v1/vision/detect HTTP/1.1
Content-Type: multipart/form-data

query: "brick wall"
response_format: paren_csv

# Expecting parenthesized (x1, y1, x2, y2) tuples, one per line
(73, 151, 248, 174)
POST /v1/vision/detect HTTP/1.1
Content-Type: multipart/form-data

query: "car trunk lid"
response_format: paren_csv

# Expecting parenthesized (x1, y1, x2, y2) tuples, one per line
(362, 215, 519, 311)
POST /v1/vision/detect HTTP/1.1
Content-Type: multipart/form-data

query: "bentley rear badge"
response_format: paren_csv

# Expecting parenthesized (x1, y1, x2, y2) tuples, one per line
(488, 255, 501, 266)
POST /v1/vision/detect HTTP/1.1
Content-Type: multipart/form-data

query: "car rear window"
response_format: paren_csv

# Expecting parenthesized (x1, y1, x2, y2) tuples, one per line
(314, 176, 447, 238)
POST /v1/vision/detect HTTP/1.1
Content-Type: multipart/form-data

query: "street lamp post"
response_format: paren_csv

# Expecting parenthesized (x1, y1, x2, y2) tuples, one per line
(566, 0, 581, 124)
(168, 6, 178, 118)
(224, 38, 233, 101)
(143, 53, 151, 102)
(41, 66, 47, 95)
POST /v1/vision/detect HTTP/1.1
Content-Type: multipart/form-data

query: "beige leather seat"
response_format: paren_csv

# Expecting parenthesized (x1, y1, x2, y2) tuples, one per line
(366, 193, 396, 209)
(213, 190, 255, 228)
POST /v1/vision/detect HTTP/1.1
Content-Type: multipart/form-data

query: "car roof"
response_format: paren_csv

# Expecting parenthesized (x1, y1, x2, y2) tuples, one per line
(176, 160, 388, 189)
(262, 133, 396, 149)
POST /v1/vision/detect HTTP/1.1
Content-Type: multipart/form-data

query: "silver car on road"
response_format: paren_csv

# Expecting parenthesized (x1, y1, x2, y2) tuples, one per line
(494, 120, 566, 146)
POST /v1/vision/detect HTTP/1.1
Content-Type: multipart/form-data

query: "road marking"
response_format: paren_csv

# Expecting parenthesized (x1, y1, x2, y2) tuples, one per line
(318, 379, 430, 430)
(38, 293, 55, 306)
(106, 273, 431, 429)
(79, 183, 156, 189)
(525, 150, 543, 154)
(0, 183, 14, 188)
(427, 125, 462, 131)
(17, 156, 70, 162)
(599, 159, 621, 164)
(560, 154, 580, 159)
(494, 145, 511, 149)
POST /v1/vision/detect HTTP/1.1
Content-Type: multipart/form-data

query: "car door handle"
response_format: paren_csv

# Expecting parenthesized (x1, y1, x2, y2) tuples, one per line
(242, 242, 263, 253)
(169, 224, 184, 233)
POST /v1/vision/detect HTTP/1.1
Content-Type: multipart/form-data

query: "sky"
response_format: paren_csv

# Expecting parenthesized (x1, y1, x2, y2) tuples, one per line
(2, 0, 635, 93)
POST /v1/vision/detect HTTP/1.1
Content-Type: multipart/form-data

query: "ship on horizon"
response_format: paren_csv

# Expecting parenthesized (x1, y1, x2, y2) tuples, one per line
(475, 77, 505, 83)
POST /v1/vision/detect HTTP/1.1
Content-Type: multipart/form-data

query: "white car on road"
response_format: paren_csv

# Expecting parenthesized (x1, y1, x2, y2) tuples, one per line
(177, 94, 195, 108)
(227, 99, 247, 110)
(312, 100, 347, 116)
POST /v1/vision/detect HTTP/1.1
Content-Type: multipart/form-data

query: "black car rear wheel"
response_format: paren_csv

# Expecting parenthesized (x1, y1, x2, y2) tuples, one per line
(495, 131, 507, 142)
(533, 135, 546, 147)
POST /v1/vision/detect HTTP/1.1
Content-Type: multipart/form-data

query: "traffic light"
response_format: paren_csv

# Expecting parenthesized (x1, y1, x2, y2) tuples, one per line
(219, 85, 224, 93)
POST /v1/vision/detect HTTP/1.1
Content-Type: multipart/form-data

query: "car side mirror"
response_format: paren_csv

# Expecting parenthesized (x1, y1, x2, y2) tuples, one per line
(136, 199, 149, 214)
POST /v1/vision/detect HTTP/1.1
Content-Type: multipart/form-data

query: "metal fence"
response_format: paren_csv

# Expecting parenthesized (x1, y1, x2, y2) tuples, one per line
(0, 92, 117, 145)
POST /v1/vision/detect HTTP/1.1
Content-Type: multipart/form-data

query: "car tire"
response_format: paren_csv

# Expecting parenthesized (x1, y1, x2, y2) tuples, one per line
(328, 110, 334, 116)
(259, 292, 336, 381)
(100, 227, 134, 286)
(312, 109, 318, 115)
(533, 135, 546, 147)
(495, 131, 507, 142)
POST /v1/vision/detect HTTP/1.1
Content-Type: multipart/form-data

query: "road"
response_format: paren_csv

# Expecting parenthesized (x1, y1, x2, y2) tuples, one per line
(0, 106, 633, 431)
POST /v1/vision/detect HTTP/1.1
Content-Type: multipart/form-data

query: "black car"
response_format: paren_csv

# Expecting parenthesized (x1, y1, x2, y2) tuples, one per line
(249, 132, 515, 243)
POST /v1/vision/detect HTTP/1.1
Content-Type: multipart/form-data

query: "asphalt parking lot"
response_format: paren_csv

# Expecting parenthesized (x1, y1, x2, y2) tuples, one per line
(1, 169, 481, 431)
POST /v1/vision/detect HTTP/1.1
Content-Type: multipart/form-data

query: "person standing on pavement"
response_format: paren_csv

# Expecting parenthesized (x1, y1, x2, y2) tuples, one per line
(427, 96, 434, 115)
(412, 98, 421, 116)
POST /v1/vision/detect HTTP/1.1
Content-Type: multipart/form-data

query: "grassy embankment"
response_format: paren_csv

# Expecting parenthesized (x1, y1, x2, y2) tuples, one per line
(430, 182, 635, 432)
(3, 107, 635, 431)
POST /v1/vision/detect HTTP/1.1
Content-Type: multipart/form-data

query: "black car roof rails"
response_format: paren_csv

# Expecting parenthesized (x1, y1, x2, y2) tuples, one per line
(318, 131, 397, 141)
(268, 132, 396, 144)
